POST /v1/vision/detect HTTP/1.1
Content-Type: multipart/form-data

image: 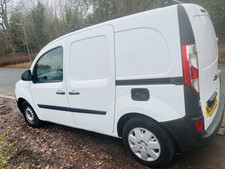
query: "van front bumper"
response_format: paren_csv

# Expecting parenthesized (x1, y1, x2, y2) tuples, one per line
(161, 92, 225, 151)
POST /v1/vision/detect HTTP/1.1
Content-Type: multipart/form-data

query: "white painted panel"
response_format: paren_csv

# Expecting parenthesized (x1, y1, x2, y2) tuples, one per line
(116, 28, 170, 79)
(115, 85, 185, 124)
(70, 36, 108, 81)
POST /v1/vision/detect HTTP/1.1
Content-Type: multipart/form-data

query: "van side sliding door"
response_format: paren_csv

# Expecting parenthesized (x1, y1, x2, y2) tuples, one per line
(66, 25, 115, 133)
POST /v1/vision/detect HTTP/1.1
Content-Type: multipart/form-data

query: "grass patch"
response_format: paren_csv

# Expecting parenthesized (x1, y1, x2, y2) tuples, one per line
(10, 140, 18, 147)
(0, 133, 19, 168)
(0, 54, 36, 67)
(4, 62, 31, 69)
(0, 134, 5, 140)
(0, 134, 6, 168)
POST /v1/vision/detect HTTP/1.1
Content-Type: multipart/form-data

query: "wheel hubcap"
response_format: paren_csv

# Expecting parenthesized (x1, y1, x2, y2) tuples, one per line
(25, 107, 35, 124)
(128, 127, 161, 161)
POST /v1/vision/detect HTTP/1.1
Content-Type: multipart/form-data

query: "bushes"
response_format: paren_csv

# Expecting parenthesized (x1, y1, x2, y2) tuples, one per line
(0, 54, 36, 67)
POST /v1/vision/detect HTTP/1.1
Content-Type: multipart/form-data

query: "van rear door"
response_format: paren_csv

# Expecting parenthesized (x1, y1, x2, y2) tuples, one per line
(184, 4, 220, 129)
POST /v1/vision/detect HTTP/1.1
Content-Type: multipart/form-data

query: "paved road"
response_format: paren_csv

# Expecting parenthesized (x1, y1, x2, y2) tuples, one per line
(0, 68, 26, 96)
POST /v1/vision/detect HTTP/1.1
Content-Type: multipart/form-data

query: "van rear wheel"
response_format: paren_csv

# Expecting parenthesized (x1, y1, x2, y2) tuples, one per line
(122, 117, 175, 167)
(22, 101, 41, 128)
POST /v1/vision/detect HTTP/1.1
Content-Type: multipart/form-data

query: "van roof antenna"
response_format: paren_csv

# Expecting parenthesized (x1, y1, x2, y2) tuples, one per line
(162, 0, 183, 7)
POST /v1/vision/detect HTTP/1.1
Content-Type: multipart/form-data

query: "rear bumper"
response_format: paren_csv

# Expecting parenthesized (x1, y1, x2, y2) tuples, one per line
(161, 92, 225, 151)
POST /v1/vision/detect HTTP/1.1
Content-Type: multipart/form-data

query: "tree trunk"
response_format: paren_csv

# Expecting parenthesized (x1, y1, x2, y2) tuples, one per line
(0, 0, 16, 57)
(7, 33, 16, 57)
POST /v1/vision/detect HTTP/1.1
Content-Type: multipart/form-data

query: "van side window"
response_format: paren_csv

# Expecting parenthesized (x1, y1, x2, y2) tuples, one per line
(34, 47, 63, 83)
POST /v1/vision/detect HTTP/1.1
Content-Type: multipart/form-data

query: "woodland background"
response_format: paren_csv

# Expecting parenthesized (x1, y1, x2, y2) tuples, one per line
(0, 0, 225, 66)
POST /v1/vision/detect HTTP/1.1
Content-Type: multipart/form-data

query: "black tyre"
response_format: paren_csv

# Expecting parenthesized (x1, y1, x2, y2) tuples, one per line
(122, 117, 175, 168)
(22, 101, 41, 128)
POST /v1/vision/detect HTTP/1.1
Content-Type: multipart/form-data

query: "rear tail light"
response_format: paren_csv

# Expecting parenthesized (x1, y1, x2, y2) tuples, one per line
(182, 44, 199, 95)
(195, 119, 204, 132)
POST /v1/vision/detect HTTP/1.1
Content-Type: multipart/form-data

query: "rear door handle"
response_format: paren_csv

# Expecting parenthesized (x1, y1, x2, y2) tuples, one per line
(69, 90, 80, 95)
(56, 90, 65, 95)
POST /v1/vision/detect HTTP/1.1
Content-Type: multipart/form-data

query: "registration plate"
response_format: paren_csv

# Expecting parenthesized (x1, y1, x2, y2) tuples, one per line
(205, 97, 218, 118)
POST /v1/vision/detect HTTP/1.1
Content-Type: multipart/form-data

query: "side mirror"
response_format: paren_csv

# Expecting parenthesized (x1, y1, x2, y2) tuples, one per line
(21, 70, 32, 81)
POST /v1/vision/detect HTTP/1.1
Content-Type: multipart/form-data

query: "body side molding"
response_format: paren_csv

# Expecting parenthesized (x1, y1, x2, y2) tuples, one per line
(116, 77, 183, 86)
(38, 104, 106, 115)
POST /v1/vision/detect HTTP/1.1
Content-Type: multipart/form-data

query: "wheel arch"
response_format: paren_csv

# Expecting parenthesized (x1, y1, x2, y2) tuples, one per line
(117, 113, 159, 137)
(17, 96, 42, 121)
(17, 97, 27, 113)
(117, 113, 177, 147)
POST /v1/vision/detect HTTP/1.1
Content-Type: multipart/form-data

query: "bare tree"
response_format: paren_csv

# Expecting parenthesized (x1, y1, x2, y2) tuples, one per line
(0, 0, 15, 56)
(66, 0, 92, 22)
(109, 0, 161, 16)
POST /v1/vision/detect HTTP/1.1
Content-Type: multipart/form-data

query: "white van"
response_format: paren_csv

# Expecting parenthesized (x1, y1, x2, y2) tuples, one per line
(15, 3, 225, 167)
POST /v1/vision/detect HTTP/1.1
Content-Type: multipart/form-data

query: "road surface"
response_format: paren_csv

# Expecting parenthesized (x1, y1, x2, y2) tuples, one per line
(0, 68, 26, 96)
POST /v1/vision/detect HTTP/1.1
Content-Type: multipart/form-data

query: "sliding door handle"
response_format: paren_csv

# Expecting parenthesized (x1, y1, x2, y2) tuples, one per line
(56, 90, 65, 95)
(69, 90, 80, 95)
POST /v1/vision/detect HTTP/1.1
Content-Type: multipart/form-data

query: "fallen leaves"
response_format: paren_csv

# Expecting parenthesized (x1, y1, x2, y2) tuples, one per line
(0, 98, 146, 169)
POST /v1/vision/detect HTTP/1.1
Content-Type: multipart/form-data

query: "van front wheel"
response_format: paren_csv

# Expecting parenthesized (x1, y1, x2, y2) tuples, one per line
(22, 101, 41, 128)
(122, 118, 175, 167)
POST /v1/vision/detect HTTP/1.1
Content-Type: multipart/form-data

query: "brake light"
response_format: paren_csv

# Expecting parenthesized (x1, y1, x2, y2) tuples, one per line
(191, 66, 198, 80)
(195, 119, 204, 132)
(182, 44, 199, 95)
